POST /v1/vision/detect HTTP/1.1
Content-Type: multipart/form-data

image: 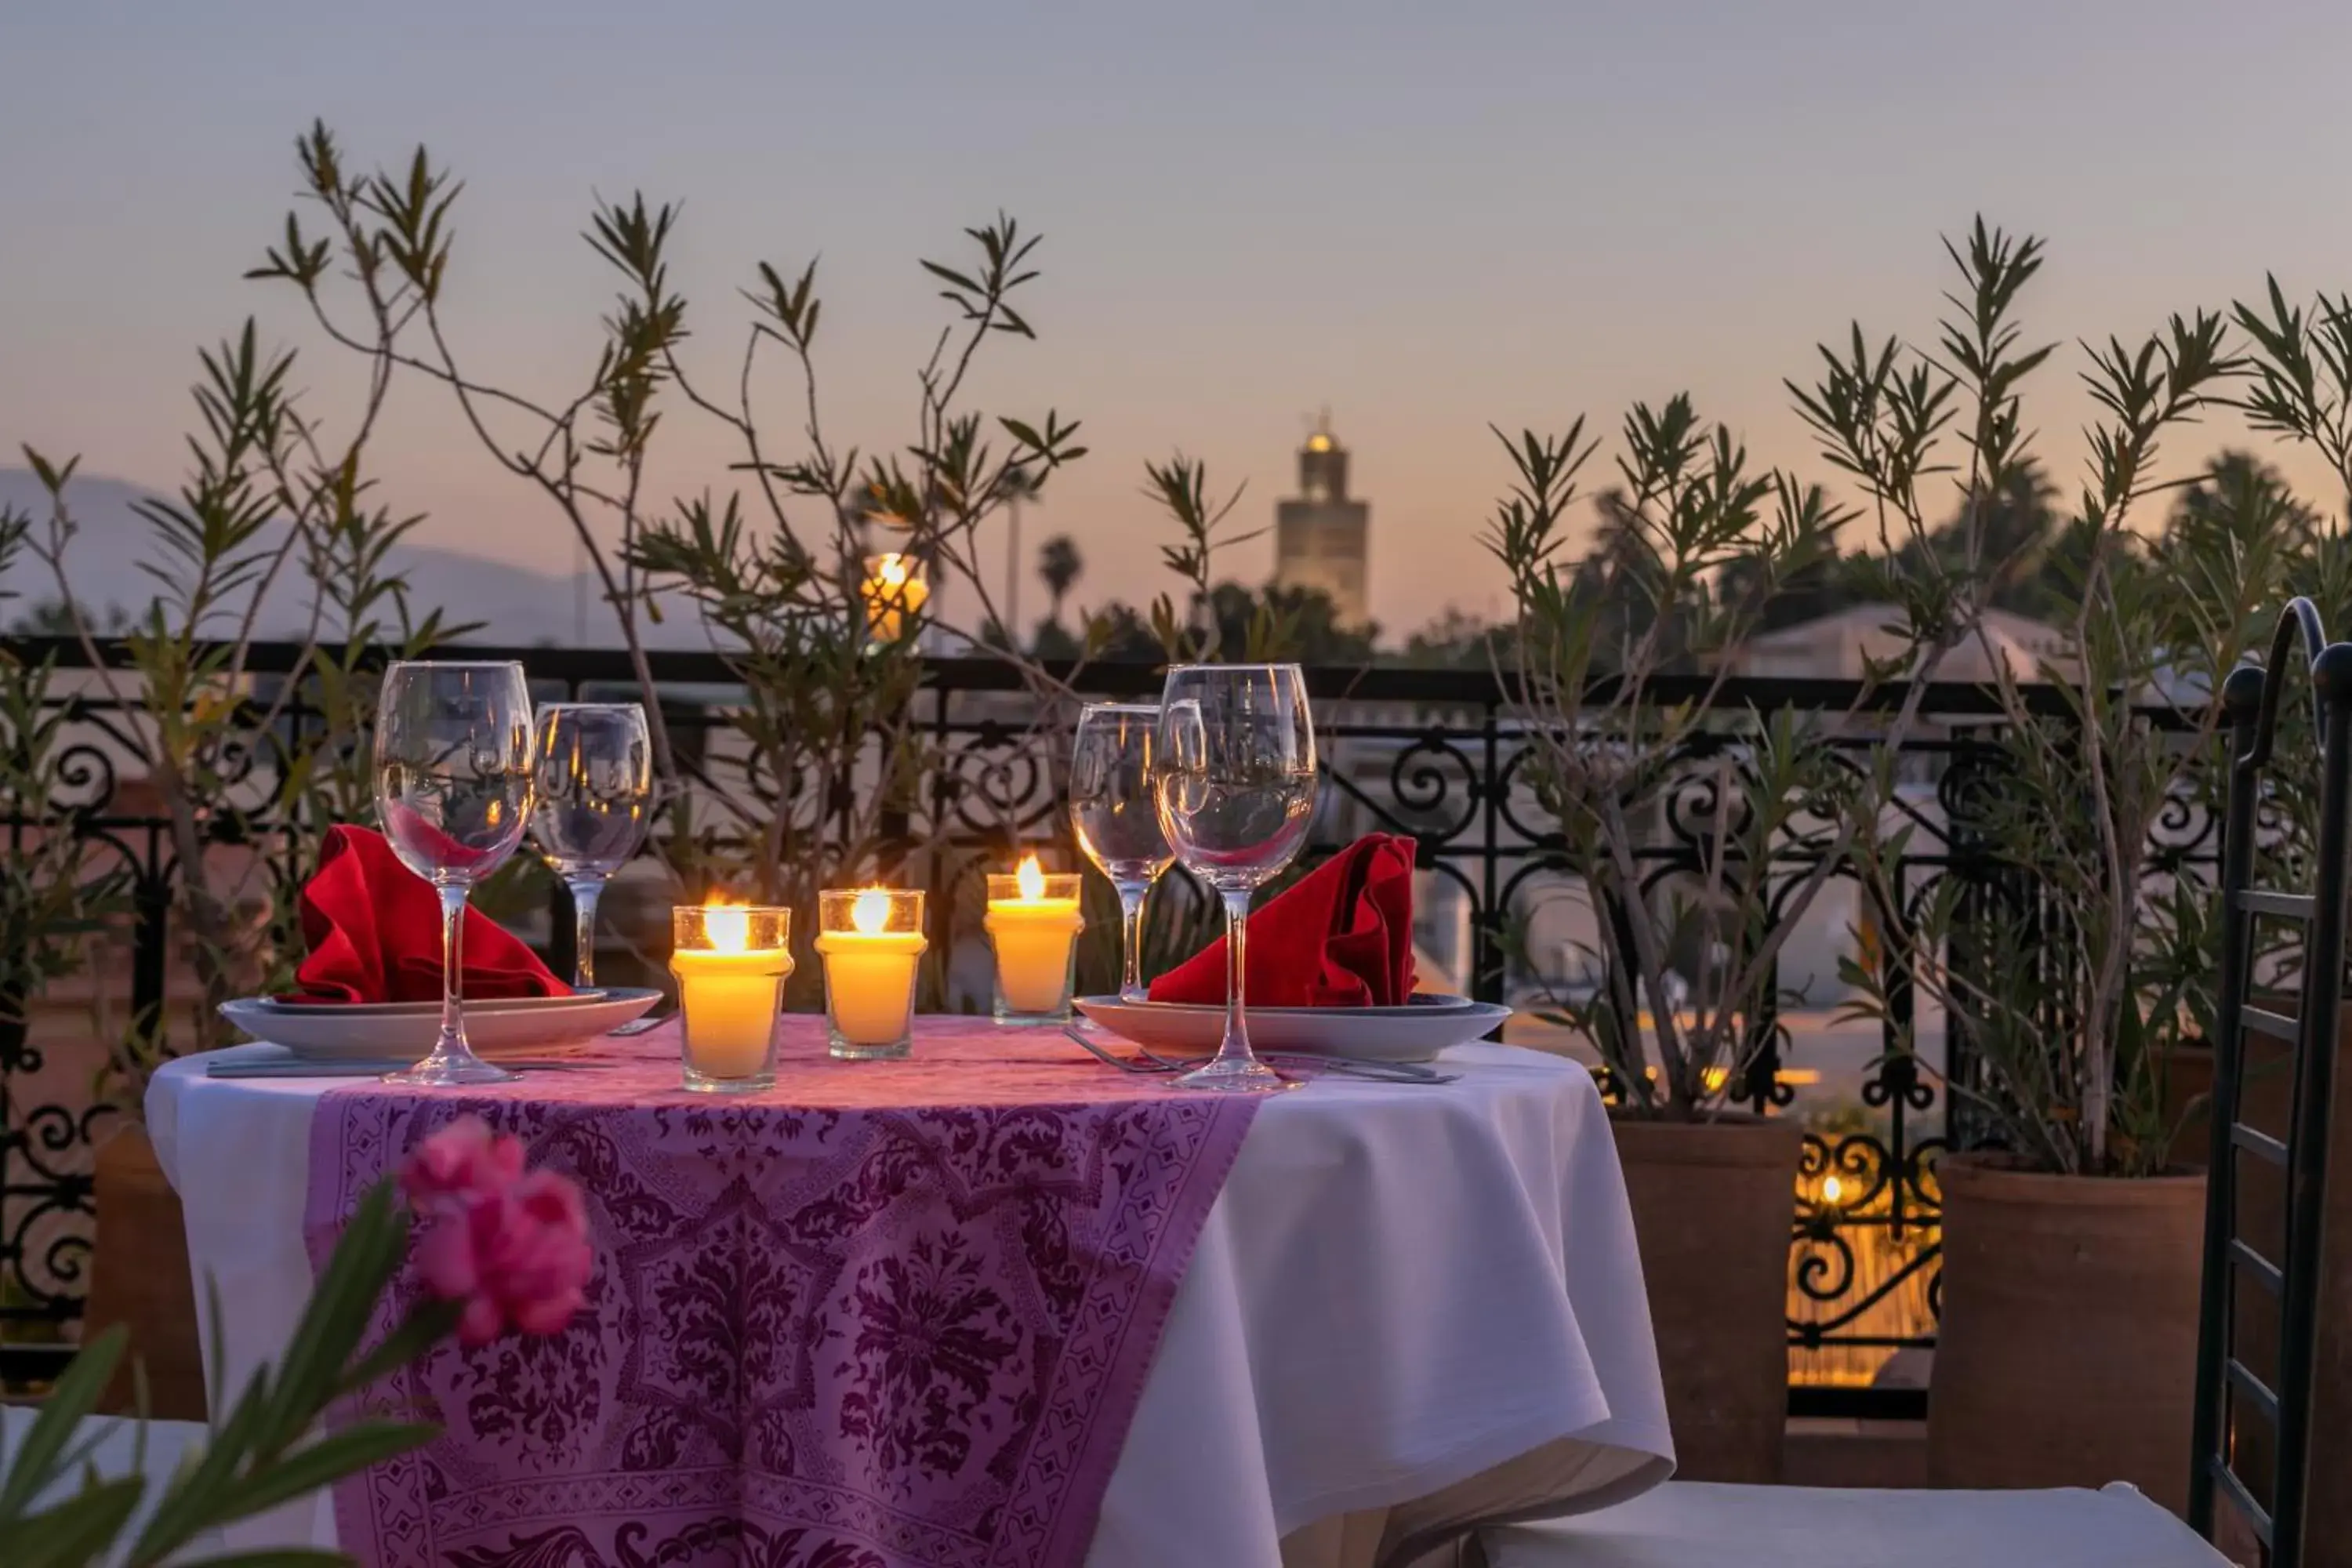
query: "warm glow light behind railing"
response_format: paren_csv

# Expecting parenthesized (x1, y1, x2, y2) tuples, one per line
(1788, 1146, 1938, 1389)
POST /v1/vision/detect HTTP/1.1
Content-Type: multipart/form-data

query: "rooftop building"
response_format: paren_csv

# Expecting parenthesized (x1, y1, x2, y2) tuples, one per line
(1273, 415, 1370, 627)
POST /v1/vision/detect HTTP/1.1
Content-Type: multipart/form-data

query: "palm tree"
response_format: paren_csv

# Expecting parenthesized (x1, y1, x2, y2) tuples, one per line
(1037, 535, 1083, 639)
(1904, 459, 2059, 615)
(2165, 450, 2319, 550)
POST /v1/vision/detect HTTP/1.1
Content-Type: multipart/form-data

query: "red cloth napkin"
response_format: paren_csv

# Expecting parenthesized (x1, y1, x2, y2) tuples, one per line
(1149, 833, 1418, 1007)
(289, 825, 570, 1004)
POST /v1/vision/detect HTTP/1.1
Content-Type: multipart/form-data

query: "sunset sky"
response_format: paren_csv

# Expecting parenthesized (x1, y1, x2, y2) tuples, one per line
(7, 0, 2352, 642)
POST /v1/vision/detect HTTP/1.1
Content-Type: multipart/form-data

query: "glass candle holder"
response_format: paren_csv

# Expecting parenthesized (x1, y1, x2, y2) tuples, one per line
(861, 552, 929, 648)
(670, 905, 792, 1094)
(984, 858, 1085, 1024)
(815, 888, 927, 1059)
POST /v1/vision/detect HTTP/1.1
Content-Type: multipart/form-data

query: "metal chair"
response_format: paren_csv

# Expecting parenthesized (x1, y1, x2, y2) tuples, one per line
(1484, 599, 2348, 1568)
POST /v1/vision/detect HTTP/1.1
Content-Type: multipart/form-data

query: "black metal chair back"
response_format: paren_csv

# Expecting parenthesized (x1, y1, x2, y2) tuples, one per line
(2190, 597, 2348, 1567)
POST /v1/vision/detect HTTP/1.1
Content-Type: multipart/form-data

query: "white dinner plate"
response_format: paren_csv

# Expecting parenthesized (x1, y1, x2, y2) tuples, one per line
(1073, 993, 1511, 1064)
(260, 990, 622, 1018)
(218, 989, 662, 1062)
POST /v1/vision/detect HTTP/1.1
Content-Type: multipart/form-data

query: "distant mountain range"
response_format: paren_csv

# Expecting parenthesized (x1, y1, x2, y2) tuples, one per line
(0, 469, 709, 648)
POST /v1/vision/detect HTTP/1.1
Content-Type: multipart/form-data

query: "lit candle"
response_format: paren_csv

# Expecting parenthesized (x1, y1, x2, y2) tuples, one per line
(815, 888, 928, 1059)
(985, 855, 1085, 1022)
(670, 904, 793, 1092)
(862, 553, 930, 646)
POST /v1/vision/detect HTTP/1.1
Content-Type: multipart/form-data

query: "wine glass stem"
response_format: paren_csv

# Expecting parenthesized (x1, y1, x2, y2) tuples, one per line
(1118, 881, 1150, 1003)
(437, 882, 467, 1058)
(569, 878, 603, 989)
(1215, 887, 1251, 1064)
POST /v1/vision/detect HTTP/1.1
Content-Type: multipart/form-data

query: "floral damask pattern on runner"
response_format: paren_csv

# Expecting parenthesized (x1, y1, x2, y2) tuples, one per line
(304, 1021, 1259, 1568)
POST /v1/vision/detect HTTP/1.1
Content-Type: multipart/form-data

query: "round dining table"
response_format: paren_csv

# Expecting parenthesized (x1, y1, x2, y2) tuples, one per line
(148, 1018, 1672, 1568)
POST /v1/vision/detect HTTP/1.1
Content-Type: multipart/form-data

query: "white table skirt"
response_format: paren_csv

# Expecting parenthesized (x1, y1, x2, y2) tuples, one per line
(149, 1040, 1672, 1566)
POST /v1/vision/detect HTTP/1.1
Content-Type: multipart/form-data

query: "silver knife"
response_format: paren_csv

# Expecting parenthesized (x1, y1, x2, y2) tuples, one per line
(205, 1014, 670, 1078)
(206, 1058, 592, 1079)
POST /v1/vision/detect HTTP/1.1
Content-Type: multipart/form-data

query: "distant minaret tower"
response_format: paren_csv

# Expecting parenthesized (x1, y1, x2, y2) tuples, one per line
(1273, 411, 1371, 626)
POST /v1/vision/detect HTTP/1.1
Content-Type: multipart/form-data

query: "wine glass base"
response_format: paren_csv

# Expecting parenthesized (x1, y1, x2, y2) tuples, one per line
(1174, 1054, 1295, 1094)
(382, 1055, 521, 1087)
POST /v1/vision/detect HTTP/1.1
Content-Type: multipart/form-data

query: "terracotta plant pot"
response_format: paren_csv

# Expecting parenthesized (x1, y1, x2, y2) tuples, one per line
(2160, 1043, 2216, 1168)
(1927, 1153, 2204, 1512)
(83, 1123, 207, 1420)
(1611, 1114, 1805, 1483)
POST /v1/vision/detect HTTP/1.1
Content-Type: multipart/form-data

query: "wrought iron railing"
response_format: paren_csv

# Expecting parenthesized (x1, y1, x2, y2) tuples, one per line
(0, 640, 2221, 1417)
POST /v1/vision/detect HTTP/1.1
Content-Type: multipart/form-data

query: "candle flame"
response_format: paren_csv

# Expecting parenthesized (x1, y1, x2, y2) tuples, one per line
(851, 889, 893, 935)
(1016, 853, 1045, 902)
(706, 903, 750, 954)
(1821, 1174, 1845, 1205)
(875, 553, 910, 587)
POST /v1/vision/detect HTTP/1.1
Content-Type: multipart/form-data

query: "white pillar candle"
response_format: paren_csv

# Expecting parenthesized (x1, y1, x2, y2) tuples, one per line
(985, 857, 1084, 1018)
(815, 888, 928, 1055)
(671, 905, 792, 1089)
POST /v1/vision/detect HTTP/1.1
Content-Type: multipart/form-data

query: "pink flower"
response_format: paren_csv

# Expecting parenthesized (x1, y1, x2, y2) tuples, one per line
(401, 1116, 524, 1214)
(401, 1118, 591, 1346)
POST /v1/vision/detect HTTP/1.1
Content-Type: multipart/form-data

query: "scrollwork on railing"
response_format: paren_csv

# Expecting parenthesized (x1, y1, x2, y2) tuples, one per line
(930, 729, 1062, 841)
(0, 644, 2229, 1416)
(1790, 1129, 1945, 1350)
(1381, 731, 1482, 844)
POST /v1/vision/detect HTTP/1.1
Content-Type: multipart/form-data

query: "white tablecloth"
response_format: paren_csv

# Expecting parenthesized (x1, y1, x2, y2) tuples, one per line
(149, 1040, 1671, 1566)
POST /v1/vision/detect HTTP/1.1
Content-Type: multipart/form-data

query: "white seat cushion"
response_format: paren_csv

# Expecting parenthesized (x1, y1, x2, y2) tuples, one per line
(2, 1404, 222, 1560)
(1483, 1480, 2230, 1568)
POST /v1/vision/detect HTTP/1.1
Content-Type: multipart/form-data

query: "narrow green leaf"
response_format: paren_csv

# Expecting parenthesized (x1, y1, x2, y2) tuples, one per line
(129, 1358, 281, 1557)
(12, 1477, 145, 1568)
(209, 1421, 439, 1523)
(0, 1326, 127, 1517)
(334, 1299, 461, 1399)
(917, 260, 982, 293)
(252, 1181, 405, 1458)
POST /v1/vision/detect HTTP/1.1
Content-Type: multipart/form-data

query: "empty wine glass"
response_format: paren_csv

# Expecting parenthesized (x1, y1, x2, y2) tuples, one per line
(1070, 703, 1174, 1004)
(375, 660, 536, 1087)
(1152, 664, 1317, 1093)
(532, 702, 655, 989)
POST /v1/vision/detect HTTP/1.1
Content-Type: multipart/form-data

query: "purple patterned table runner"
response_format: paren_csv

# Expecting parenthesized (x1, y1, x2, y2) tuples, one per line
(303, 1019, 1260, 1568)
